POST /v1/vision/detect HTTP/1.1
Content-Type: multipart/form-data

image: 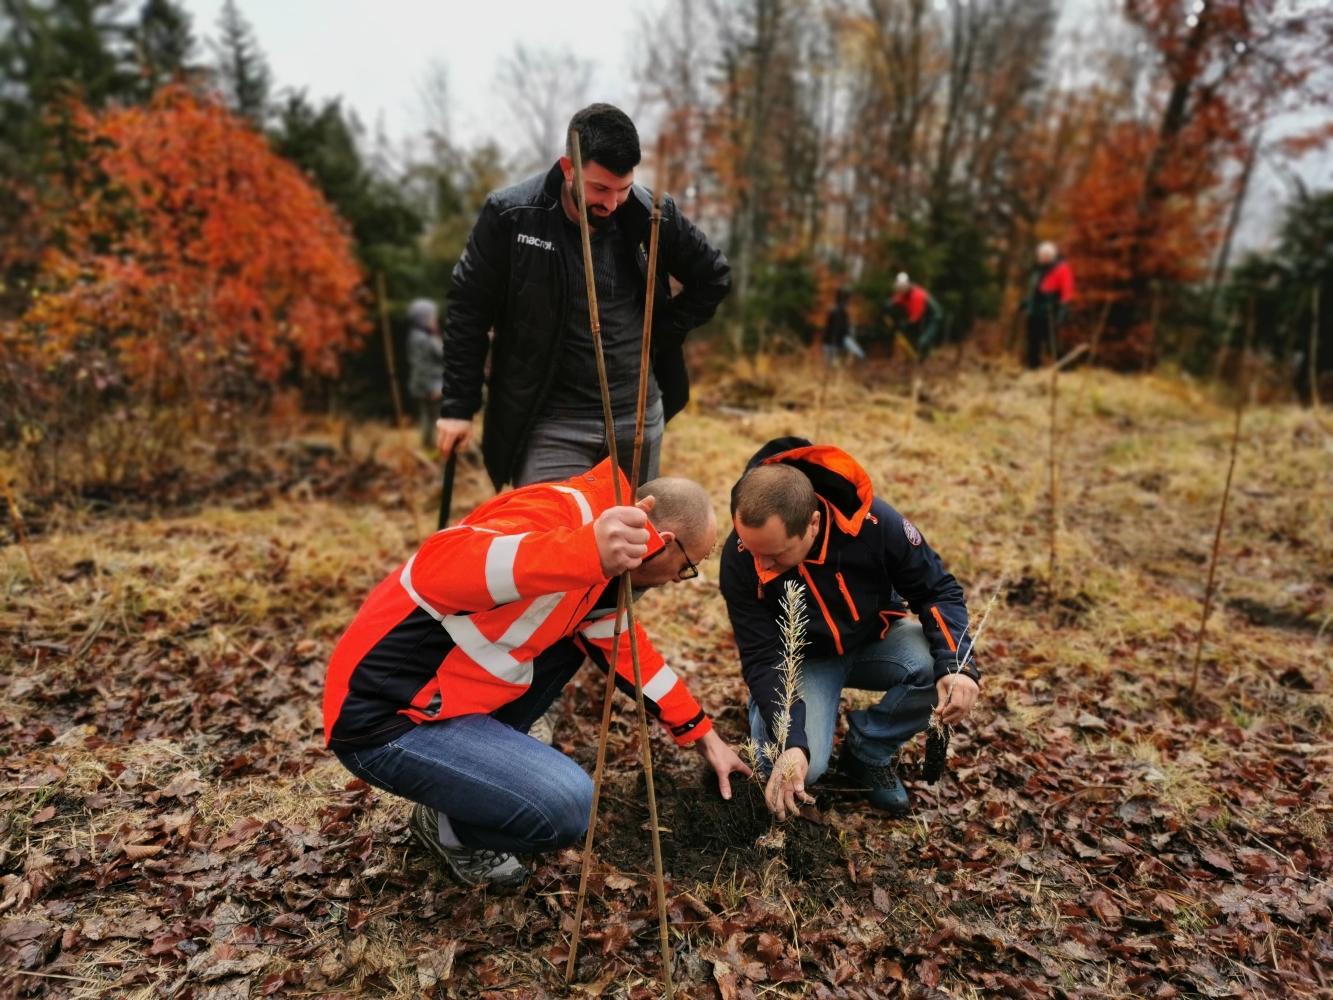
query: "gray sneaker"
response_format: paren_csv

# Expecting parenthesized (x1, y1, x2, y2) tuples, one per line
(409, 803, 528, 889)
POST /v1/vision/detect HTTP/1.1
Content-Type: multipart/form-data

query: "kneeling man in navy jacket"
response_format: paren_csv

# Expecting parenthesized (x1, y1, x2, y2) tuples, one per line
(720, 438, 980, 819)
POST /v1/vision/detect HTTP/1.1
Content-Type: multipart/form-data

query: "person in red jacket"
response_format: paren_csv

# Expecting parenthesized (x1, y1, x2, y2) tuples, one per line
(1021, 241, 1075, 369)
(888, 273, 944, 359)
(323, 459, 750, 888)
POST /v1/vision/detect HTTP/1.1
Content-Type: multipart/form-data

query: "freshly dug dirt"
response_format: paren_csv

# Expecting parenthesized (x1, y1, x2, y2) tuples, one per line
(598, 760, 843, 885)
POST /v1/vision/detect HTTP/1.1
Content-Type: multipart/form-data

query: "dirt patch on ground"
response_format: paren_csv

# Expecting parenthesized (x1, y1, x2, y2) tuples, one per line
(597, 763, 844, 886)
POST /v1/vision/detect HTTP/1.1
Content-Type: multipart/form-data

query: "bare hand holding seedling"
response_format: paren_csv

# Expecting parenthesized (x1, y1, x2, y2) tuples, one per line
(697, 730, 753, 801)
(595, 496, 656, 577)
(765, 746, 815, 820)
(935, 673, 979, 725)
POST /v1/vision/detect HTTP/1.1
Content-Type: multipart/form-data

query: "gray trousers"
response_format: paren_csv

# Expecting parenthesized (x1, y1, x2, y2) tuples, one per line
(514, 398, 664, 488)
(418, 398, 438, 450)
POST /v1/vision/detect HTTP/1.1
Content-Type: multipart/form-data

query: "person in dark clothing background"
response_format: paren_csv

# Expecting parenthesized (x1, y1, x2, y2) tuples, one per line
(433, 103, 731, 490)
(719, 438, 980, 819)
(405, 299, 444, 450)
(822, 286, 863, 362)
(1021, 241, 1076, 369)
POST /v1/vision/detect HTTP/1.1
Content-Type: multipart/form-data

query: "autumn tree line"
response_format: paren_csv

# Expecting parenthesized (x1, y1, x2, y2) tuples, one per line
(0, 0, 1331, 497)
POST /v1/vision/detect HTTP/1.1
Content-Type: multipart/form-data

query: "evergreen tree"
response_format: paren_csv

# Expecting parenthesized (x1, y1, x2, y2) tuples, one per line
(0, 0, 135, 157)
(212, 0, 269, 126)
(130, 0, 197, 96)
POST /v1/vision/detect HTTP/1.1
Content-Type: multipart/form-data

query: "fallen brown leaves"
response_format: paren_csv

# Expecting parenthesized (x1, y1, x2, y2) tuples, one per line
(1, 356, 1331, 999)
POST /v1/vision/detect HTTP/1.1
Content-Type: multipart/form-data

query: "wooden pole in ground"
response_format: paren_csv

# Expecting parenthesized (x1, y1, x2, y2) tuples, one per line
(376, 273, 407, 429)
(0, 476, 42, 588)
(1088, 295, 1113, 367)
(1311, 285, 1321, 411)
(564, 131, 674, 999)
(1188, 298, 1254, 702)
(1142, 282, 1161, 373)
(1046, 311, 1060, 600)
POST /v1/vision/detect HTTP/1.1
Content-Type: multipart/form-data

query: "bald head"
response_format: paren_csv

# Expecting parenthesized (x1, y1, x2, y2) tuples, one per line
(1037, 241, 1058, 264)
(639, 477, 715, 551)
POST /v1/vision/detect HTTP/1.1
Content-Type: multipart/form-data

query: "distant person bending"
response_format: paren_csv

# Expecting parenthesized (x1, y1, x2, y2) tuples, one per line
(405, 299, 444, 450)
(434, 103, 731, 490)
(1021, 241, 1075, 369)
(889, 273, 944, 360)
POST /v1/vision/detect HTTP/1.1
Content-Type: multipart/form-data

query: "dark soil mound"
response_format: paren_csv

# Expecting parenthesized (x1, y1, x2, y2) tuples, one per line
(598, 761, 842, 884)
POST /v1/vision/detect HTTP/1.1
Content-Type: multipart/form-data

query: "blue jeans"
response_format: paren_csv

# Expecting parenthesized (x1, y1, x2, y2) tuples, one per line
(334, 640, 592, 853)
(749, 621, 937, 784)
(336, 716, 592, 853)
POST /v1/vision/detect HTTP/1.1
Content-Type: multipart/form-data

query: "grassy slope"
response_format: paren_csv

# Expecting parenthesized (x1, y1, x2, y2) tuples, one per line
(1, 357, 1331, 999)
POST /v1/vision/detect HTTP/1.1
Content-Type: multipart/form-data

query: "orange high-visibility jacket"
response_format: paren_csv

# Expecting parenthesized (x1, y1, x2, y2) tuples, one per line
(322, 459, 712, 750)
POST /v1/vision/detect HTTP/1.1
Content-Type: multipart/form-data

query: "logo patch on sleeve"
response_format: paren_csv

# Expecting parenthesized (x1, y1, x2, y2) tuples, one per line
(902, 518, 922, 546)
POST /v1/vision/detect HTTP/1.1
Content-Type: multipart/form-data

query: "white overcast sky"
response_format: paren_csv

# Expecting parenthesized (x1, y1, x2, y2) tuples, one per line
(180, 0, 641, 152)
(180, 0, 1328, 254)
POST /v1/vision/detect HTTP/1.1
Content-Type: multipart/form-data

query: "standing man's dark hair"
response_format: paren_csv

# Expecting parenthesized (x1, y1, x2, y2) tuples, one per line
(566, 104, 640, 176)
(434, 103, 731, 492)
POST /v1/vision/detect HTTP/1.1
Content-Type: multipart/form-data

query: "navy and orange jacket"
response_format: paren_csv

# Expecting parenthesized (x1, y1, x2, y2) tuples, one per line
(323, 458, 712, 750)
(719, 438, 977, 754)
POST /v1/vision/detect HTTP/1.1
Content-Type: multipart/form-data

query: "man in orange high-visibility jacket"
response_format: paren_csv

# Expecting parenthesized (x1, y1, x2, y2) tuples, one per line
(323, 458, 751, 889)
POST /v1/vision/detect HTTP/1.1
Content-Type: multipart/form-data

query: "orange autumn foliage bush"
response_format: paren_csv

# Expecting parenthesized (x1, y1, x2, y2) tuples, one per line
(1, 87, 367, 495)
(9, 85, 366, 384)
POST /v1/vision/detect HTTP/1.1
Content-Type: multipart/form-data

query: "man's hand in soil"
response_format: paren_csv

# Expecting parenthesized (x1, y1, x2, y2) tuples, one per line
(935, 673, 979, 726)
(435, 417, 472, 456)
(595, 496, 656, 577)
(696, 729, 752, 801)
(765, 747, 815, 821)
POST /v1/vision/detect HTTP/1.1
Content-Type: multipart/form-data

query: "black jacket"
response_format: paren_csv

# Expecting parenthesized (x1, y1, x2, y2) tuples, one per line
(440, 163, 732, 489)
(719, 437, 979, 754)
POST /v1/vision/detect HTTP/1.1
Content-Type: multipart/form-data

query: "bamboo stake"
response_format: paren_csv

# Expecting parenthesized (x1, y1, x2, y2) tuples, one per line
(564, 131, 673, 999)
(567, 135, 667, 980)
(1142, 282, 1161, 373)
(1188, 299, 1253, 702)
(1311, 285, 1321, 411)
(1, 476, 42, 588)
(375, 273, 407, 429)
(1088, 295, 1113, 366)
(1046, 311, 1060, 600)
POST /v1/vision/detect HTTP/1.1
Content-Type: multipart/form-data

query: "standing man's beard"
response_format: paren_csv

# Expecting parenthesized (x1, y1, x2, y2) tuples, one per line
(566, 181, 614, 228)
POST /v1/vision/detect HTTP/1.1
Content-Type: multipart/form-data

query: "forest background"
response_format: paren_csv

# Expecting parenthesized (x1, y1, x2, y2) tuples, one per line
(1, 0, 1332, 503)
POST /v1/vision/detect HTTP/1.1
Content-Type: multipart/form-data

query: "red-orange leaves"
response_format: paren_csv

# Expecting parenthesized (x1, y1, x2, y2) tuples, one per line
(9, 86, 366, 392)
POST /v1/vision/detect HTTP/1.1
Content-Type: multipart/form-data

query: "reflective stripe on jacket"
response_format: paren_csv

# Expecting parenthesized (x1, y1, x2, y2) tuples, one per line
(323, 458, 711, 749)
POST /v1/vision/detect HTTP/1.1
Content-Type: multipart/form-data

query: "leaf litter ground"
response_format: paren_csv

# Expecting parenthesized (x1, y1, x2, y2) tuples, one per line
(2, 356, 1332, 1000)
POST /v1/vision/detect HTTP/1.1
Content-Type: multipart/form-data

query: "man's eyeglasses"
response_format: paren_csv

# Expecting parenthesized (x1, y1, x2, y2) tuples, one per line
(643, 537, 699, 580)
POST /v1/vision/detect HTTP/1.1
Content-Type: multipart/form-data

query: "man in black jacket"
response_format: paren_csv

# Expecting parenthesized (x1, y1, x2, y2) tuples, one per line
(434, 104, 731, 490)
(719, 438, 980, 819)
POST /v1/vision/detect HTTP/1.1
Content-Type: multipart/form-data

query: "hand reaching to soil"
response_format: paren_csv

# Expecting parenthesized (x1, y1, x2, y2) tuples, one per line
(765, 747, 815, 821)
(935, 673, 979, 725)
(696, 730, 752, 800)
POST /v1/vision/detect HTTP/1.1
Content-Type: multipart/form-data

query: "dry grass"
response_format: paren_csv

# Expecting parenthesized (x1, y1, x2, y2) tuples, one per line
(2, 352, 1332, 999)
